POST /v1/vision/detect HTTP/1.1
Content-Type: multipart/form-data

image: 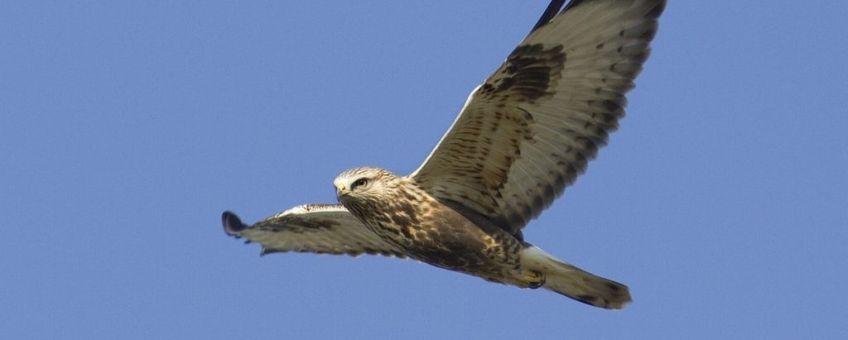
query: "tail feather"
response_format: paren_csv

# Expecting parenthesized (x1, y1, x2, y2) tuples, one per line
(520, 246, 631, 309)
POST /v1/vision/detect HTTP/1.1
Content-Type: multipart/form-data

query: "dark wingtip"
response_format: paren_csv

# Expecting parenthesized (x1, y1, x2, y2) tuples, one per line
(530, 0, 566, 33)
(222, 211, 247, 236)
(649, 0, 667, 19)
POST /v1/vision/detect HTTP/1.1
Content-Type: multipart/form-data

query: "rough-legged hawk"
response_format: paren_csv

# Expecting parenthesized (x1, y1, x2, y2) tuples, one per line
(223, 0, 665, 309)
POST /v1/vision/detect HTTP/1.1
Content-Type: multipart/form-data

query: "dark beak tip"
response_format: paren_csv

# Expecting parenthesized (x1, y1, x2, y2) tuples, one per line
(222, 211, 247, 235)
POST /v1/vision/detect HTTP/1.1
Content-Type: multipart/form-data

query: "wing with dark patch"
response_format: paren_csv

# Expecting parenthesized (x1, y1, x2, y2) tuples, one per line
(411, 0, 665, 235)
(223, 204, 405, 257)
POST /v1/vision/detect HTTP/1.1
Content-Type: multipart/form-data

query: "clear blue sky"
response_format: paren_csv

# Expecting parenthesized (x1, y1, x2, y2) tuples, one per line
(2, 1, 846, 339)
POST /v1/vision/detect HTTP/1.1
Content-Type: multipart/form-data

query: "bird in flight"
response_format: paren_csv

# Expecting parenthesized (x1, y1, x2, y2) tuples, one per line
(223, 0, 665, 309)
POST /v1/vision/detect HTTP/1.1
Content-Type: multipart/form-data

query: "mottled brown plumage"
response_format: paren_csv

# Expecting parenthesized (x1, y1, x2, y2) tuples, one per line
(333, 168, 539, 287)
(223, 0, 665, 309)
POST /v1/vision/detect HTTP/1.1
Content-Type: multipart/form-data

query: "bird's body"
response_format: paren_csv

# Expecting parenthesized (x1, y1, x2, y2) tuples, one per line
(335, 168, 533, 288)
(223, 0, 664, 309)
(327, 167, 628, 305)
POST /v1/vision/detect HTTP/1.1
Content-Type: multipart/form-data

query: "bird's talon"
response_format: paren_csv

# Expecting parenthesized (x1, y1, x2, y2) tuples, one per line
(527, 270, 546, 289)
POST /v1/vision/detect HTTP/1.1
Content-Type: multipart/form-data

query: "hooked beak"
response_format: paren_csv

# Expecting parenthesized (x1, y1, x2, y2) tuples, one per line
(334, 182, 350, 200)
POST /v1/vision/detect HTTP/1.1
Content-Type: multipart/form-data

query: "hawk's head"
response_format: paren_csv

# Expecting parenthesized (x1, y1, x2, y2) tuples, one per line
(333, 167, 399, 205)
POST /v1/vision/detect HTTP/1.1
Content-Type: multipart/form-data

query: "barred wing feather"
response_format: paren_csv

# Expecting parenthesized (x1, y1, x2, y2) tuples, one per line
(411, 0, 665, 235)
(223, 204, 405, 257)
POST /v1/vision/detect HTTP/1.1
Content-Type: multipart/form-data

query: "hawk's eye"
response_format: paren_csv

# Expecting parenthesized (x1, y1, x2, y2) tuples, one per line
(351, 178, 368, 190)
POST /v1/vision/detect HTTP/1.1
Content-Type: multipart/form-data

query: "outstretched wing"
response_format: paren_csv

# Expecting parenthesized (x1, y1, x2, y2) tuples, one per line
(223, 204, 406, 257)
(411, 0, 665, 235)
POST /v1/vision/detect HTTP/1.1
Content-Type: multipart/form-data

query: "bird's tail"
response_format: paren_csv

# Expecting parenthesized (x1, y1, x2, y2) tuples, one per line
(519, 246, 631, 309)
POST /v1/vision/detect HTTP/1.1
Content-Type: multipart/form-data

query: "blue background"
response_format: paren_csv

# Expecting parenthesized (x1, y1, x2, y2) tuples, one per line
(2, 1, 846, 339)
